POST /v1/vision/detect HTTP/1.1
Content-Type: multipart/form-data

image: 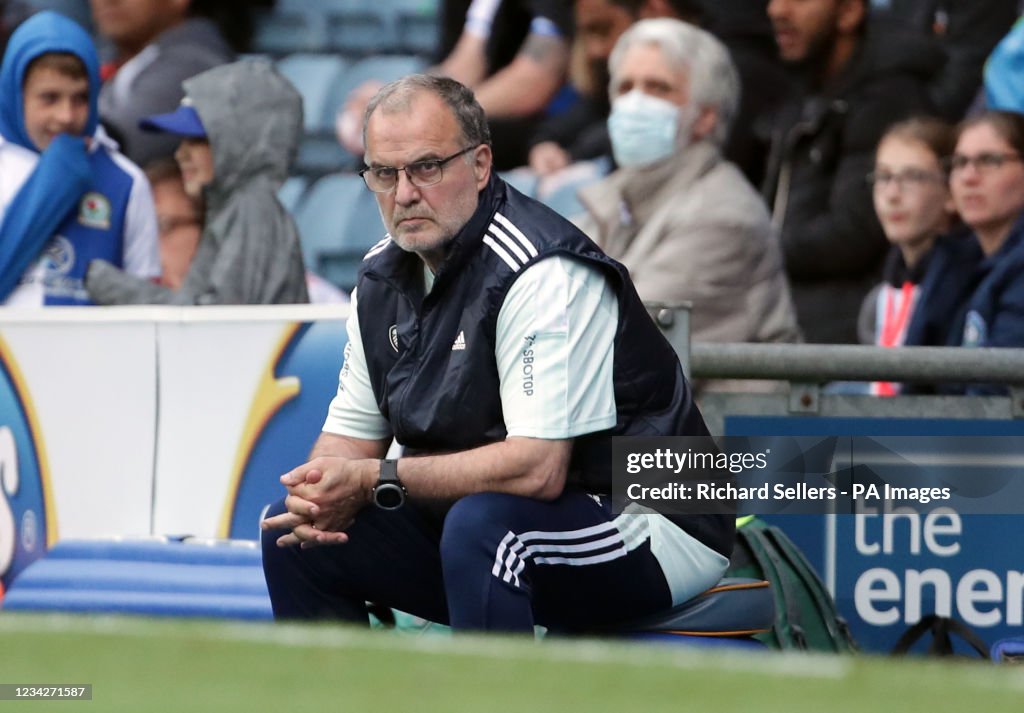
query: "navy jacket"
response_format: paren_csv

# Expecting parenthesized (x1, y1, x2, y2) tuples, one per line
(907, 216, 1024, 395)
(354, 176, 733, 557)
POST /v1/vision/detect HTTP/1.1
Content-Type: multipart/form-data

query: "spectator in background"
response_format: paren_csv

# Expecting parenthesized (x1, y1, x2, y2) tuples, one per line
(939, 111, 1024, 389)
(145, 156, 348, 303)
(575, 19, 800, 375)
(91, 0, 233, 167)
(144, 157, 199, 289)
(529, 0, 790, 186)
(859, 117, 958, 395)
(0, 10, 159, 306)
(895, 111, 1024, 396)
(86, 60, 308, 305)
(526, 0, 701, 177)
(338, 0, 573, 170)
(762, 0, 939, 343)
(869, 0, 1019, 121)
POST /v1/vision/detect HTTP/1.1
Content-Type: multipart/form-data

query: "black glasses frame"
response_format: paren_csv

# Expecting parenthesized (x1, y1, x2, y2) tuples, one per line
(359, 146, 478, 193)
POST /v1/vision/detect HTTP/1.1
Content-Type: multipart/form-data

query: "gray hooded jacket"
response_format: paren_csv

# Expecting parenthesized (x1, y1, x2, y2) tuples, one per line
(87, 60, 309, 305)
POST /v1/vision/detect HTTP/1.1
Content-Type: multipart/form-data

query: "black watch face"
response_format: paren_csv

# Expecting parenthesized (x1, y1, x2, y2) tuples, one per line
(375, 483, 405, 510)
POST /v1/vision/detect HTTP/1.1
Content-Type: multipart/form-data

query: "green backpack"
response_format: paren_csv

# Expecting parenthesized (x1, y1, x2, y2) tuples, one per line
(727, 516, 857, 653)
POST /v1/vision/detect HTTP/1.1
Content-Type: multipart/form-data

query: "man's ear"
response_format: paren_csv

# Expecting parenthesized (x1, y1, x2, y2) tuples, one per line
(837, 0, 867, 35)
(473, 144, 493, 189)
(691, 106, 718, 143)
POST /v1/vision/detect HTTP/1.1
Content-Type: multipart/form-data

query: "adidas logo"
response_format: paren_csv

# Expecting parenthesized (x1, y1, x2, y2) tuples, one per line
(452, 330, 466, 351)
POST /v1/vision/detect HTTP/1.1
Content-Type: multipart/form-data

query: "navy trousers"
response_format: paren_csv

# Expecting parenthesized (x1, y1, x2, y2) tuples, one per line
(261, 490, 674, 633)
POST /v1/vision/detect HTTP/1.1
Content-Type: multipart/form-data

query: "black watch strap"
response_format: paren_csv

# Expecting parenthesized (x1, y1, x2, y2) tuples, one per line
(374, 459, 406, 510)
(379, 458, 400, 485)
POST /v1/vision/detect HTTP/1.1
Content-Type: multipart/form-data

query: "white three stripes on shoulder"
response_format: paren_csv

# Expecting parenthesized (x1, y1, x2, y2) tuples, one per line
(364, 235, 392, 260)
(494, 213, 538, 258)
(482, 213, 538, 271)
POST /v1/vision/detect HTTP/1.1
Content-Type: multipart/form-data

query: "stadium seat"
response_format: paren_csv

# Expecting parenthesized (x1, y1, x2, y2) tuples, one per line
(326, 7, 396, 56)
(317, 188, 387, 290)
(394, 0, 441, 56)
(1, 538, 272, 620)
(499, 169, 539, 199)
(293, 172, 386, 290)
(251, 8, 328, 55)
(538, 157, 612, 220)
(275, 54, 350, 134)
(294, 172, 362, 269)
(294, 136, 353, 177)
(323, 54, 428, 137)
(278, 175, 309, 213)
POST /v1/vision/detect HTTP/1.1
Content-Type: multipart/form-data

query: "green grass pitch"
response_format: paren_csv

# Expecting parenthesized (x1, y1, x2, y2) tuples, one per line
(0, 613, 1021, 712)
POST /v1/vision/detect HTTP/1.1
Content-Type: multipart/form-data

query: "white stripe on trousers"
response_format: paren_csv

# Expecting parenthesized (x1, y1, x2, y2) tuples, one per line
(490, 513, 651, 588)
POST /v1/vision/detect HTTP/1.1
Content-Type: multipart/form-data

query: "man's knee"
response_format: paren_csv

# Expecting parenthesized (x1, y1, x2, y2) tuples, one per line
(442, 493, 523, 539)
(439, 493, 530, 571)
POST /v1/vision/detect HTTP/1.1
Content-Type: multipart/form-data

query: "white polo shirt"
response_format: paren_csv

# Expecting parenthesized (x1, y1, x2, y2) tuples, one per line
(323, 255, 618, 441)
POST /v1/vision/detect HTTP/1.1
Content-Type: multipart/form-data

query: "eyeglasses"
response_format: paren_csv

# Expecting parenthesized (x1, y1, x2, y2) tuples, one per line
(947, 152, 1022, 174)
(867, 168, 946, 190)
(359, 146, 478, 193)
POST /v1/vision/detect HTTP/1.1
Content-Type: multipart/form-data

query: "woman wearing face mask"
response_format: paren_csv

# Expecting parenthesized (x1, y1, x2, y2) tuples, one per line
(859, 117, 958, 396)
(575, 18, 799, 392)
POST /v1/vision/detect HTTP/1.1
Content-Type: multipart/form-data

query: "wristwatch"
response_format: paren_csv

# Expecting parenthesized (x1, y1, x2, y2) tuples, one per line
(373, 459, 406, 510)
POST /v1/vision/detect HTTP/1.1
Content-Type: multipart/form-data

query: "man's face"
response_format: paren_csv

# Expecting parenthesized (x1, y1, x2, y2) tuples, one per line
(576, 0, 635, 67)
(174, 138, 215, 199)
(22, 67, 90, 150)
(767, 0, 844, 64)
(364, 92, 491, 264)
(90, 0, 188, 53)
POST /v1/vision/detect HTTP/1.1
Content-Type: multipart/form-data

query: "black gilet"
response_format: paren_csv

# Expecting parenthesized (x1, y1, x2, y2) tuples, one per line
(354, 176, 733, 557)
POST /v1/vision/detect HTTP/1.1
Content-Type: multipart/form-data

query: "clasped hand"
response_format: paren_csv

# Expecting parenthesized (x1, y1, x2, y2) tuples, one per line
(260, 456, 375, 549)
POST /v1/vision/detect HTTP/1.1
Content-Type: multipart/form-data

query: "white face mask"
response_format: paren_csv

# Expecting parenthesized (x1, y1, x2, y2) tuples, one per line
(607, 90, 697, 168)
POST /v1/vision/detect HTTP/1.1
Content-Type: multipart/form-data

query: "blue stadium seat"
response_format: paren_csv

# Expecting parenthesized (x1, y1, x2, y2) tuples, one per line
(323, 54, 428, 133)
(293, 172, 385, 290)
(538, 157, 613, 219)
(294, 136, 353, 177)
(499, 169, 539, 199)
(317, 188, 387, 290)
(318, 55, 428, 168)
(326, 6, 396, 56)
(540, 184, 587, 220)
(278, 175, 309, 213)
(393, 0, 441, 56)
(274, 53, 357, 176)
(275, 54, 350, 134)
(2, 538, 272, 620)
(251, 8, 328, 55)
(294, 172, 361, 267)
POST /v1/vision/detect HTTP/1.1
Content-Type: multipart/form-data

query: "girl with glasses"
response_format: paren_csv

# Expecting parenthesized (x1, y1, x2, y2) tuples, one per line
(861, 117, 957, 395)
(892, 110, 1024, 395)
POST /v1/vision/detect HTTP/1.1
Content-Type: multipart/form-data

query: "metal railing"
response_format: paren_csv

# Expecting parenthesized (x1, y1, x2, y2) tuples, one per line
(690, 343, 1024, 386)
(644, 304, 1024, 424)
